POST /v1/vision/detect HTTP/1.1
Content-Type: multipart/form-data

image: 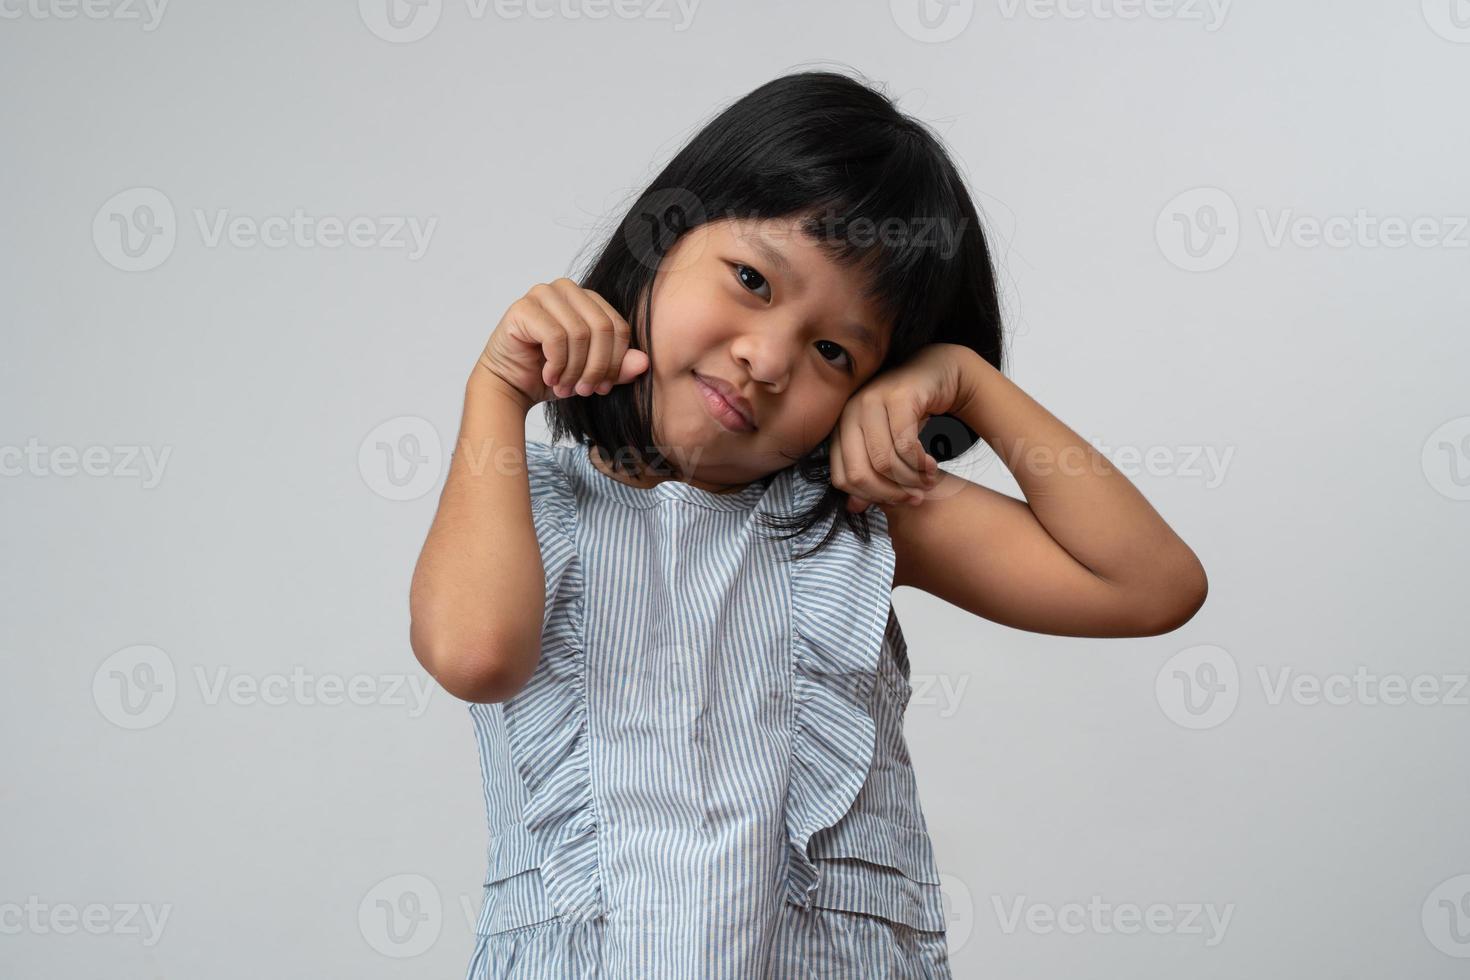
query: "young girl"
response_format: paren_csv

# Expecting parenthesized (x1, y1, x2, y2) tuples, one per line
(410, 69, 1207, 979)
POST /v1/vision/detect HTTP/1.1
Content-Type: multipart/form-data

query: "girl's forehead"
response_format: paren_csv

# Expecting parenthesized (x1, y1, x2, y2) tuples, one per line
(711, 215, 808, 250)
(706, 216, 880, 287)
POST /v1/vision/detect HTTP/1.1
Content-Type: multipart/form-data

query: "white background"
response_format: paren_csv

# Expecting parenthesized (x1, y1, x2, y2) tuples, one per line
(3, 1, 1467, 976)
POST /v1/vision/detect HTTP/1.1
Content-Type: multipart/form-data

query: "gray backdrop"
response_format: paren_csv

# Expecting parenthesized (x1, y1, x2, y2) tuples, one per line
(3, 1, 1467, 977)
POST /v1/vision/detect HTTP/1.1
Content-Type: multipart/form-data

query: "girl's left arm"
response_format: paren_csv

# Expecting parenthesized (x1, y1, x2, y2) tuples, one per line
(861, 345, 1208, 638)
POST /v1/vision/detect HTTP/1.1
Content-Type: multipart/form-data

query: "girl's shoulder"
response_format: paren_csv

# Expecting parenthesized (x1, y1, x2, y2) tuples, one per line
(523, 437, 564, 476)
(523, 439, 578, 534)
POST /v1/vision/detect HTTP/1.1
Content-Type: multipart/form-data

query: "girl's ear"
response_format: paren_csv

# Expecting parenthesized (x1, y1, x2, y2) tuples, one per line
(919, 413, 980, 463)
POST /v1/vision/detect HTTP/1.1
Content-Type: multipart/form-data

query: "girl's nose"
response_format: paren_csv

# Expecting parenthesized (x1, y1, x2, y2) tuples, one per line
(731, 335, 792, 395)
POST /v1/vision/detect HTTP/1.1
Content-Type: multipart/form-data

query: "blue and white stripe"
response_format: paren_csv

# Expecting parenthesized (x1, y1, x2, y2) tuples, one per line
(465, 439, 952, 979)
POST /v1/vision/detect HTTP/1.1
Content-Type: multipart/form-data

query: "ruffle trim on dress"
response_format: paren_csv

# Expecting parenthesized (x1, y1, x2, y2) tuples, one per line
(500, 441, 601, 923)
(467, 913, 607, 979)
(781, 898, 952, 978)
(777, 470, 898, 911)
(465, 899, 949, 979)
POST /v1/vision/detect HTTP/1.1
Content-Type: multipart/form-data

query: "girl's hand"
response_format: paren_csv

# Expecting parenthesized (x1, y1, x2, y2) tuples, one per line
(831, 343, 973, 513)
(477, 278, 650, 407)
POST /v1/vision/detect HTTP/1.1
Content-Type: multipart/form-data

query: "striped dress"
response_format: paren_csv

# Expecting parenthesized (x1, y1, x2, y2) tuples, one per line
(465, 439, 951, 979)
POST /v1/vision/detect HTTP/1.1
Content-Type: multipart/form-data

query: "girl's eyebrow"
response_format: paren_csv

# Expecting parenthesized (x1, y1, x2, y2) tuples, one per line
(745, 235, 881, 356)
(746, 236, 802, 288)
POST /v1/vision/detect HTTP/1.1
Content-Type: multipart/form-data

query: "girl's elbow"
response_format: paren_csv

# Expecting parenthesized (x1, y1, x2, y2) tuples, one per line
(410, 624, 537, 704)
(1136, 560, 1209, 636)
(435, 658, 526, 704)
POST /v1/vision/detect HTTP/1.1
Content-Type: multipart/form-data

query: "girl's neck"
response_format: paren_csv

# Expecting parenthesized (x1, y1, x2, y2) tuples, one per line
(588, 444, 751, 496)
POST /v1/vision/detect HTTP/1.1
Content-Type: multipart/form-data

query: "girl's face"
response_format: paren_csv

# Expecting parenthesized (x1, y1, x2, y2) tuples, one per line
(626, 215, 892, 494)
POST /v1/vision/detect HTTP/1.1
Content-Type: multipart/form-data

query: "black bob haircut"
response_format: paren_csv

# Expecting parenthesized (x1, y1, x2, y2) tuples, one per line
(545, 67, 1007, 561)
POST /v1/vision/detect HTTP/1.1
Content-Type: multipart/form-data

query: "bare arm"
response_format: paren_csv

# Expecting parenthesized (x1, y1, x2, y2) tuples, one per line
(408, 368, 544, 703)
(409, 278, 647, 701)
(884, 348, 1208, 637)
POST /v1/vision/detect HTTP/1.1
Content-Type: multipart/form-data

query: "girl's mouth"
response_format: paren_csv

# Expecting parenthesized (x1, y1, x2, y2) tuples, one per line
(693, 372, 756, 433)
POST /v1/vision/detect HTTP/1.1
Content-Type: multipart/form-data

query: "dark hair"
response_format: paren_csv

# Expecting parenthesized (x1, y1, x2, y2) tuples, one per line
(547, 67, 1006, 560)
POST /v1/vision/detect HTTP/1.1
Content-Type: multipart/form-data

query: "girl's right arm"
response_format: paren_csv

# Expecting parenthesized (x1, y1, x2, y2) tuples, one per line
(408, 279, 647, 703)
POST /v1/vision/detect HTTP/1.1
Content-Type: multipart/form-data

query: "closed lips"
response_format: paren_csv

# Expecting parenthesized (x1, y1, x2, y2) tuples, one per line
(695, 373, 756, 429)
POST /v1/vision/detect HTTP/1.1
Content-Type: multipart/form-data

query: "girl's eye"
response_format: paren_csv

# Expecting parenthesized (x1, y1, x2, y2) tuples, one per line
(732, 263, 771, 300)
(732, 262, 853, 374)
(815, 339, 855, 374)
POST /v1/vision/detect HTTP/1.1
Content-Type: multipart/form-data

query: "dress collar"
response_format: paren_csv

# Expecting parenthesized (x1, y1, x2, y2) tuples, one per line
(568, 442, 783, 514)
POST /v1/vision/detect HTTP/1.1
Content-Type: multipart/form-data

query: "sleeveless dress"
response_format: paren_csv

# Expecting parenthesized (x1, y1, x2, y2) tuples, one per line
(465, 439, 951, 979)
